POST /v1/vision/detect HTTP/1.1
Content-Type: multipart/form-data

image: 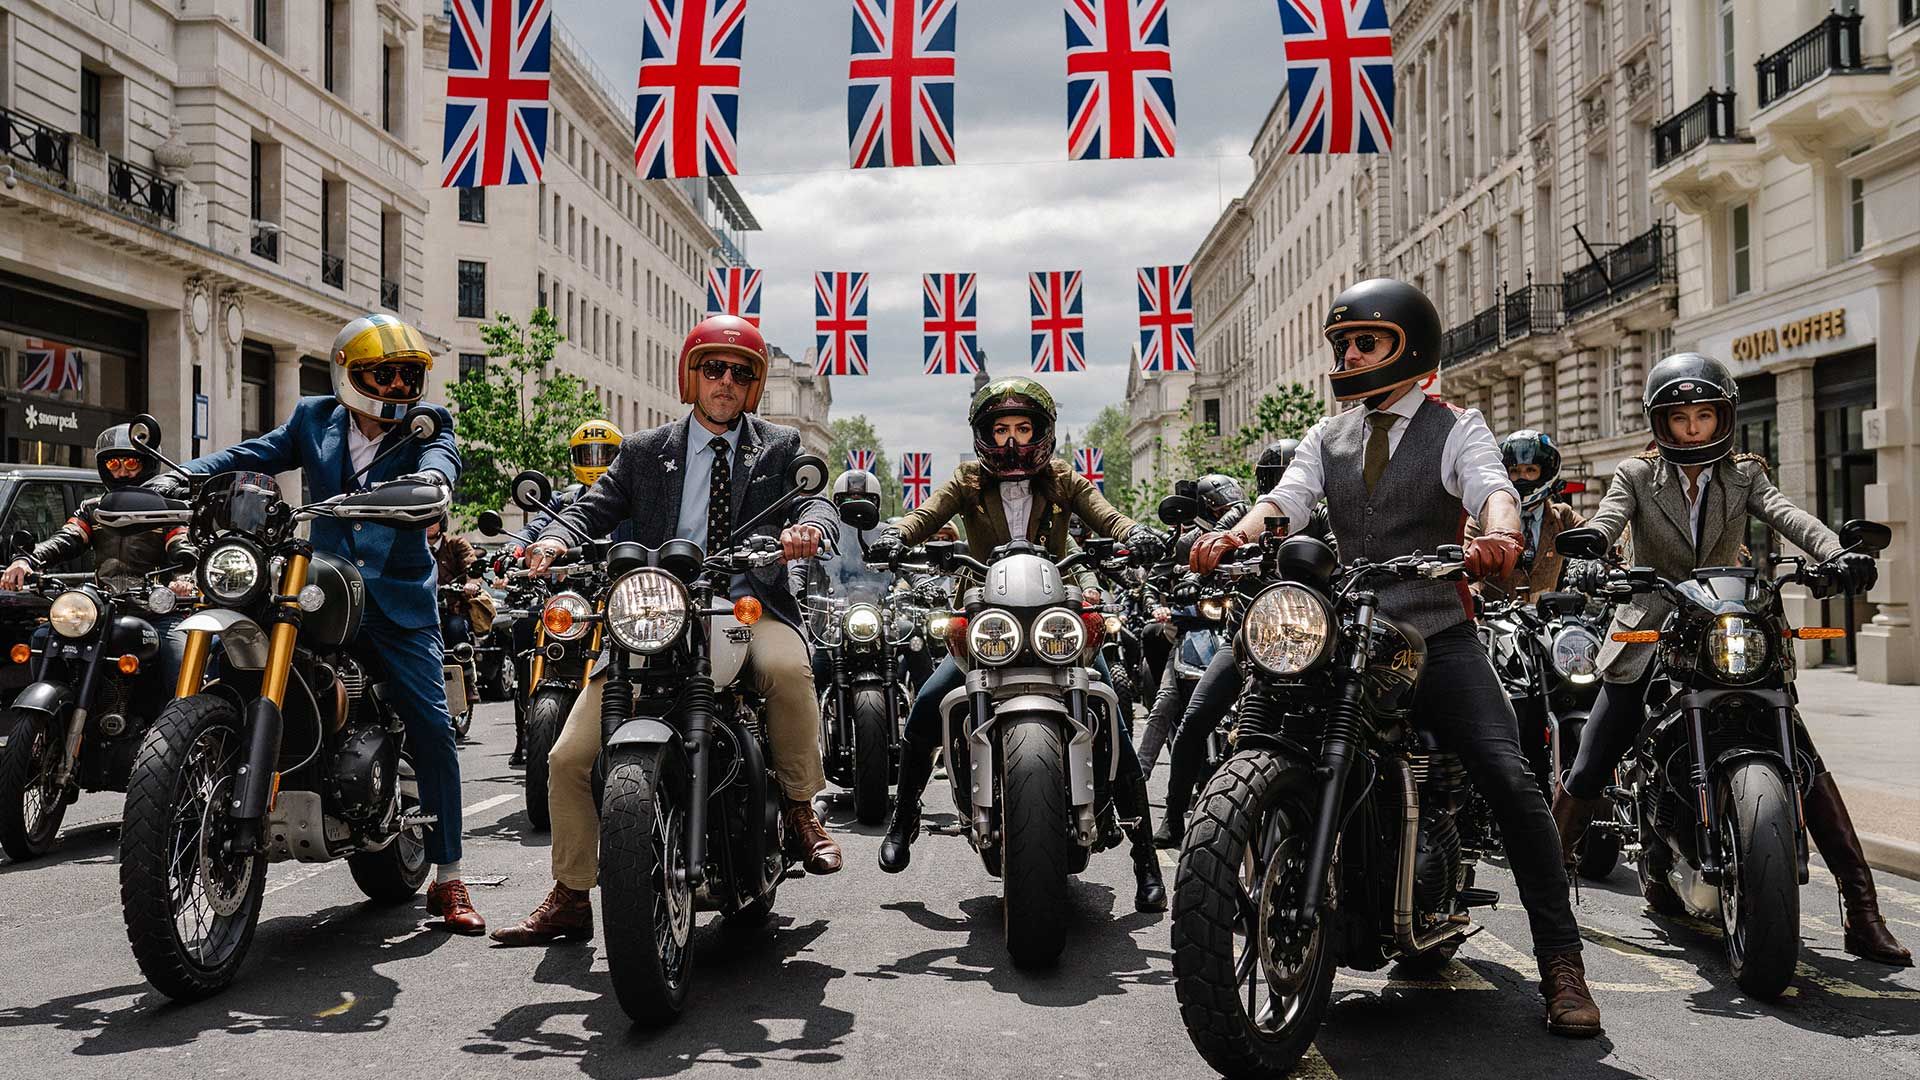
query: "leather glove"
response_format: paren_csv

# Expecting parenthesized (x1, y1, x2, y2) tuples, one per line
(1124, 525, 1164, 564)
(1564, 559, 1608, 594)
(146, 472, 190, 500)
(1463, 529, 1524, 582)
(865, 528, 907, 565)
(1188, 531, 1244, 575)
(1834, 552, 1878, 594)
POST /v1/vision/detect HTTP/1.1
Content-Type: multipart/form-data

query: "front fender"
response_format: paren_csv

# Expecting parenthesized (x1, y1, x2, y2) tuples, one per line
(177, 609, 270, 671)
(8, 681, 73, 720)
(605, 715, 679, 750)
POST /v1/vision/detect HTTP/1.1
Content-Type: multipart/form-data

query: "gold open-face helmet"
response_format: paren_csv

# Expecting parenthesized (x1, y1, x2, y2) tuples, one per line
(330, 313, 435, 422)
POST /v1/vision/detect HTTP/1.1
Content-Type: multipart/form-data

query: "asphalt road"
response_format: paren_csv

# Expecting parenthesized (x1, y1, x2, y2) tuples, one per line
(3, 700, 1917, 1080)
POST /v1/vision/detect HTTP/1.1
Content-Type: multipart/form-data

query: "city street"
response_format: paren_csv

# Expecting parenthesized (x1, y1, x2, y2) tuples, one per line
(3, 699, 1917, 1080)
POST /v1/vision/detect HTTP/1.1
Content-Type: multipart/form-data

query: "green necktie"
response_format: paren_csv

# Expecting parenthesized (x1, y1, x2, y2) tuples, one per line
(1363, 412, 1395, 496)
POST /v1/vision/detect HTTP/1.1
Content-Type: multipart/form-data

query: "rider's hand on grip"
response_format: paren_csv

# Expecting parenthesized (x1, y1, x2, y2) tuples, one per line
(865, 529, 907, 566)
(1463, 530, 1524, 582)
(1188, 531, 1243, 575)
(1834, 552, 1878, 594)
(1124, 525, 1165, 565)
(525, 538, 566, 575)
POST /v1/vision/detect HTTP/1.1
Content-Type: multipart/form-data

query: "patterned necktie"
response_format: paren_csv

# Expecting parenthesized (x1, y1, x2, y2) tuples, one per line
(707, 436, 734, 552)
(1362, 412, 1395, 496)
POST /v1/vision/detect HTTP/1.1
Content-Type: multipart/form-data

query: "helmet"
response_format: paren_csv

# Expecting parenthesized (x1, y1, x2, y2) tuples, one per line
(1323, 278, 1441, 405)
(1255, 438, 1300, 495)
(678, 315, 767, 413)
(1500, 429, 1562, 510)
(832, 469, 882, 508)
(968, 377, 1057, 480)
(94, 423, 158, 491)
(1193, 473, 1249, 529)
(1643, 352, 1737, 467)
(330, 313, 435, 422)
(567, 419, 623, 486)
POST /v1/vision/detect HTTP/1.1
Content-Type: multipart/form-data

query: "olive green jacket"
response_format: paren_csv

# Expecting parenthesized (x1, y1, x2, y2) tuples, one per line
(896, 460, 1136, 593)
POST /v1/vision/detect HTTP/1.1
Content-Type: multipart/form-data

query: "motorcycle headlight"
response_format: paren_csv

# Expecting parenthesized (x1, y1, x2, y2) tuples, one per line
(966, 609, 1022, 666)
(48, 590, 100, 638)
(928, 611, 952, 639)
(605, 570, 688, 654)
(1103, 613, 1123, 635)
(1550, 625, 1601, 683)
(1031, 607, 1086, 664)
(1199, 597, 1227, 622)
(1241, 583, 1333, 676)
(541, 591, 593, 641)
(200, 542, 264, 605)
(1705, 613, 1771, 682)
(845, 603, 882, 643)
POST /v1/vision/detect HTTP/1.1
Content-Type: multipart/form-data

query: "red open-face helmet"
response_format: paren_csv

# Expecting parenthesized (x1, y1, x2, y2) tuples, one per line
(678, 315, 768, 413)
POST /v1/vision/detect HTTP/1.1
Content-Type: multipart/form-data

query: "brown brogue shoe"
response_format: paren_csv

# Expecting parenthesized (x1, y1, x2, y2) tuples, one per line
(426, 879, 487, 935)
(490, 882, 593, 946)
(783, 799, 843, 875)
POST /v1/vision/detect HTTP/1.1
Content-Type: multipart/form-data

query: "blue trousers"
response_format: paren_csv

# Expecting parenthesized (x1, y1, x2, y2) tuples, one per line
(354, 603, 463, 865)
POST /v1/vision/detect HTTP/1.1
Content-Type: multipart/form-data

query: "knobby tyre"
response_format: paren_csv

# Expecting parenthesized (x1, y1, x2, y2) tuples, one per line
(0, 708, 69, 861)
(851, 687, 892, 826)
(1719, 759, 1799, 1000)
(601, 746, 695, 1025)
(523, 687, 569, 832)
(346, 755, 432, 902)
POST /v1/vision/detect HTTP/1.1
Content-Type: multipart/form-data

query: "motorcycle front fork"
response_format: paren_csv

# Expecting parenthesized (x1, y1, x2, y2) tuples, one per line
(50, 634, 109, 789)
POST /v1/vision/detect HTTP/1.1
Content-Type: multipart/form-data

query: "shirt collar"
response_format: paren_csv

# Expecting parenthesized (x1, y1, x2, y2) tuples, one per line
(1368, 389, 1426, 423)
(693, 418, 742, 456)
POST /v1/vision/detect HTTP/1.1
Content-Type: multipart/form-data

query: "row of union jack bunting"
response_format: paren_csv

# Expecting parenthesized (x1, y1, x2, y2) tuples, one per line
(440, 0, 1395, 187)
(850, 448, 1106, 509)
(709, 266, 1194, 376)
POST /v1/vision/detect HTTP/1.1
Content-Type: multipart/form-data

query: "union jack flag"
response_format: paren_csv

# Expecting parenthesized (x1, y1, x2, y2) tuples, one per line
(634, 0, 749, 179)
(899, 451, 933, 510)
(19, 339, 85, 394)
(705, 266, 763, 327)
(922, 272, 979, 375)
(1137, 264, 1195, 373)
(847, 448, 877, 474)
(1073, 447, 1105, 491)
(848, 0, 958, 168)
(1063, 0, 1176, 160)
(1029, 271, 1086, 373)
(1275, 0, 1395, 154)
(440, 0, 553, 187)
(814, 271, 871, 376)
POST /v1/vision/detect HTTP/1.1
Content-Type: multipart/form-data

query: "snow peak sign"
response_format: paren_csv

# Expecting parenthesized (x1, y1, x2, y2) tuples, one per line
(1730, 308, 1847, 363)
(1, 395, 118, 449)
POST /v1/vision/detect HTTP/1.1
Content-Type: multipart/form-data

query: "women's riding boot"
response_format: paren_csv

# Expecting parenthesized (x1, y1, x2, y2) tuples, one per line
(1550, 787, 1600, 871)
(509, 707, 527, 768)
(1803, 772, 1913, 966)
(1121, 774, 1167, 912)
(878, 743, 933, 874)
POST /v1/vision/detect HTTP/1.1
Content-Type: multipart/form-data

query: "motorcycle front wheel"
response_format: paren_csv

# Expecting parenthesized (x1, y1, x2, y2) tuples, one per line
(119, 694, 266, 1000)
(601, 745, 695, 1026)
(999, 714, 1073, 968)
(0, 707, 70, 861)
(522, 686, 572, 832)
(850, 686, 892, 826)
(1719, 760, 1800, 1000)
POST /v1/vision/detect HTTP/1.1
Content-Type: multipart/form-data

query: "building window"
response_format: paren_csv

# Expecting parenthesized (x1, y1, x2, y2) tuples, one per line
(458, 260, 486, 319)
(1716, 0, 1736, 89)
(253, 0, 270, 45)
(79, 69, 101, 146)
(381, 45, 396, 132)
(249, 139, 282, 261)
(380, 210, 402, 310)
(323, 0, 338, 92)
(1202, 398, 1221, 435)
(458, 353, 487, 381)
(537, 270, 547, 309)
(1847, 178, 1866, 256)
(319, 178, 345, 289)
(1730, 203, 1751, 297)
(458, 186, 486, 223)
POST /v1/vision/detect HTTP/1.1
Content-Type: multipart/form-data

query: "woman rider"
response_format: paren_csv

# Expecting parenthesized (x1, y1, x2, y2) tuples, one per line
(863, 378, 1170, 911)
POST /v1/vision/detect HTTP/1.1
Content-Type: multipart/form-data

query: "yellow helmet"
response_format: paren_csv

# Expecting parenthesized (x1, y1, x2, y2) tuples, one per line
(568, 419, 623, 485)
(330, 313, 435, 422)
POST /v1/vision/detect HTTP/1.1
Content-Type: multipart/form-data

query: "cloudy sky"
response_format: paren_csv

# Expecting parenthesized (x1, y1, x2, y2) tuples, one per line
(565, 1, 1288, 471)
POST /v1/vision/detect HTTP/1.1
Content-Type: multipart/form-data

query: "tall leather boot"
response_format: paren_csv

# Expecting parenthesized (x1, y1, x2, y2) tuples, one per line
(1550, 787, 1601, 872)
(878, 742, 933, 874)
(1803, 772, 1912, 967)
(1120, 774, 1168, 912)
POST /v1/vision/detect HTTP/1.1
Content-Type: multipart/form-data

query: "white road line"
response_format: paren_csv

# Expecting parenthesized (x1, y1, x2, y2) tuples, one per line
(463, 793, 519, 815)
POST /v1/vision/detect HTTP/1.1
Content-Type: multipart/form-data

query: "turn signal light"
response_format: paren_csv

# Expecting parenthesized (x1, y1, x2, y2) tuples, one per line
(733, 597, 763, 626)
(946, 615, 969, 660)
(9, 644, 29, 664)
(543, 605, 575, 635)
(1611, 630, 1661, 643)
(1790, 627, 1846, 640)
(117, 655, 140, 675)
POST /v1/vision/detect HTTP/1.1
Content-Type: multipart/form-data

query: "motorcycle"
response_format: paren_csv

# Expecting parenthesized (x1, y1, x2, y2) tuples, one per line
(1554, 519, 1890, 1000)
(1172, 532, 1499, 1077)
(523, 455, 828, 1025)
(438, 582, 480, 741)
(115, 410, 451, 1000)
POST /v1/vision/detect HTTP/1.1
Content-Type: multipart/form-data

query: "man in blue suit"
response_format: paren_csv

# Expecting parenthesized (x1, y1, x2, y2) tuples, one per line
(159, 313, 485, 934)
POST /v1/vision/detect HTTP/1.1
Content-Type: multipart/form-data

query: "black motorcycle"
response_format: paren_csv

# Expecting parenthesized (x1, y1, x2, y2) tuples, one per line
(438, 582, 481, 742)
(1554, 520, 1889, 1000)
(1172, 534, 1497, 1077)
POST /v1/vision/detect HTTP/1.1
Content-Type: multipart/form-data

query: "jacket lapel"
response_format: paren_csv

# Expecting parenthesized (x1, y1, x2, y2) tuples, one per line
(1650, 462, 1694, 556)
(732, 417, 762, 525)
(662, 417, 689, 535)
(982, 483, 1012, 549)
(324, 405, 353, 494)
(1699, 466, 1736, 561)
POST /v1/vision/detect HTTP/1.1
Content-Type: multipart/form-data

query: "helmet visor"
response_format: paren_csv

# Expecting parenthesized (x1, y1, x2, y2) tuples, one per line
(571, 442, 618, 469)
(347, 359, 427, 403)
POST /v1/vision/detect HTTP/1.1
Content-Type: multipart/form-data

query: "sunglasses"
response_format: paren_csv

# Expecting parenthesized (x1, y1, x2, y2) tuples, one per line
(101, 455, 143, 472)
(698, 359, 760, 386)
(1332, 331, 1382, 355)
(364, 362, 424, 390)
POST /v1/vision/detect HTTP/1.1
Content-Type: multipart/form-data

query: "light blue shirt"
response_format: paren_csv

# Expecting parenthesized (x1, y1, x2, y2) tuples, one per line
(676, 418, 744, 552)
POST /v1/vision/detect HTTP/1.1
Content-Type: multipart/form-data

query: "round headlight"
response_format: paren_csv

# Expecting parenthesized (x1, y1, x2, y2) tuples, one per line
(966, 609, 1022, 666)
(146, 585, 179, 615)
(202, 542, 262, 604)
(1241, 583, 1333, 676)
(1032, 607, 1086, 664)
(1705, 613, 1771, 682)
(845, 603, 882, 643)
(542, 591, 593, 641)
(48, 591, 100, 638)
(605, 570, 688, 653)
(929, 611, 952, 638)
(1199, 597, 1227, 622)
(1550, 625, 1601, 681)
(1103, 613, 1123, 634)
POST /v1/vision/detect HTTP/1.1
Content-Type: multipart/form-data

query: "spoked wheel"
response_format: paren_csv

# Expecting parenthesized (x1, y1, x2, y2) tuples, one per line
(601, 746, 695, 1026)
(0, 708, 71, 861)
(119, 696, 267, 1000)
(1173, 752, 1333, 1079)
(1718, 761, 1799, 1000)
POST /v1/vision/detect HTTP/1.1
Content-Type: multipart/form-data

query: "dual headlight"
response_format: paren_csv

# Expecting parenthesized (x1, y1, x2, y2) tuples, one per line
(845, 603, 882, 644)
(1705, 613, 1771, 682)
(1240, 584, 1333, 676)
(200, 541, 266, 606)
(48, 591, 100, 638)
(605, 570, 688, 653)
(965, 607, 1085, 666)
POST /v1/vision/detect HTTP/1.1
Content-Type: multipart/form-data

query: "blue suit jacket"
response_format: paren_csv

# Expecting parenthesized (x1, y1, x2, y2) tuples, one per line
(184, 396, 462, 629)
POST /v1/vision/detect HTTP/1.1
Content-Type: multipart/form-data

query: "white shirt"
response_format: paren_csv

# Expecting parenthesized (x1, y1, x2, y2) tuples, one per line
(1680, 464, 1713, 548)
(1255, 391, 1519, 534)
(347, 419, 382, 482)
(1000, 480, 1034, 541)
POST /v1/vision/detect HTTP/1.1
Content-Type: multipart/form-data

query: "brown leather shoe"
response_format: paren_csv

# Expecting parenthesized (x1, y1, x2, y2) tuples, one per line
(426, 879, 487, 935)
(490, 882, 593, 946)
(783, 798, 843, 875)
(1804, 773, 1914, 967)
(1538, 952, 1603, 1037)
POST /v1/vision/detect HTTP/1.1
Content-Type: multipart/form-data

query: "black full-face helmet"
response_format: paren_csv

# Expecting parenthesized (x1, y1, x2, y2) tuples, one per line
(1500, 429, 1562, 510)
(1255, 439, 1300, 495)
(94, 423, 158, 491)
(1643, 352, 1738, 467)
(1193, 473, 1249, 530)
(1323, 278, 1442, 407)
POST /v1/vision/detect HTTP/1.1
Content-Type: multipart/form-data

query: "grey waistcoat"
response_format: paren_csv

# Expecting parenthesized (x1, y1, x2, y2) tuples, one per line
(1322, 396, 1472, 640)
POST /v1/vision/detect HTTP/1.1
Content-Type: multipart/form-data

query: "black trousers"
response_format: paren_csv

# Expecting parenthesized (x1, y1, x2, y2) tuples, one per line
(1149, 648, 1242, 819)
(1417, 623, 1580, 957)
(899, 653, 1143, 787)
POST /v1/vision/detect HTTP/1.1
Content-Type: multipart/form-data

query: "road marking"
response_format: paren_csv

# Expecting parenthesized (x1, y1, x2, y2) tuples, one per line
(1793, 962, 1920, 1001)
(464, 793, 518, 815)
(1579, 927, 1707, 992)
(1809, 863, 1920, 909)
(1337, 964, 1499, 992)
(1468, 924, 1696, 993)
(260, 790, 520, 897)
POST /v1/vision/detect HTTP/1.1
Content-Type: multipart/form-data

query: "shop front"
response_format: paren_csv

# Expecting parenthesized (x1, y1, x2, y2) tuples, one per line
(0, 269, 147, 465)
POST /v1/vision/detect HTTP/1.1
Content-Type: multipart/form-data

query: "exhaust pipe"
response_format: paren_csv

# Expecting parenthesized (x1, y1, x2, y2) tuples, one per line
(1391, 757, 1471, 955)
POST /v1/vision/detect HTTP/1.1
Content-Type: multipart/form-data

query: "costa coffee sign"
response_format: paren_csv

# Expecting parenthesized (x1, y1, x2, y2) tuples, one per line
(1730, 308, 1848, 363)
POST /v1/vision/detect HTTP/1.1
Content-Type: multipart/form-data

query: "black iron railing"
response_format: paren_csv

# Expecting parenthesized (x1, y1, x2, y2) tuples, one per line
(1563, 223, 1675, 320)
(1440, 303, 1502, 369)
(1, 106, 71, 177)
(381, 277, 401, 310)
(1757, 12, 1865, 108)
(250, 221, 280, 261)
(1504, 281, 1563, 339)
(106, 155, 178, 222)
(1654, 90, 1739, 167)
(321, 251, 345, 289)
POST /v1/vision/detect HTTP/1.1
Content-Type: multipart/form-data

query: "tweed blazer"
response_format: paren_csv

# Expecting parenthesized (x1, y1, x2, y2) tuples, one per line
(894, 460, 1135, 596)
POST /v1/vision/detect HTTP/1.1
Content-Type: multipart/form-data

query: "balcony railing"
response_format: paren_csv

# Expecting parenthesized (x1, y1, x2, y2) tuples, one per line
(250, 220, 280, 261)
(380, 277, 401, 311)
(1756, 12, 1865, 109)
(321, 251, 345, 289)
(1504, 281, 1563, 339)
(1653, 90, 1739, 167)
(106, 155, 178, 222)
(1, 106, 71, 178)
(1563, 223, 1675, 320)
(1441, 303, 1503, 369)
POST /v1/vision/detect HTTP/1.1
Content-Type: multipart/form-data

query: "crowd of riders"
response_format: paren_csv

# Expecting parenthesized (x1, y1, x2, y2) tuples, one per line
(0, 272, 1907, 1045)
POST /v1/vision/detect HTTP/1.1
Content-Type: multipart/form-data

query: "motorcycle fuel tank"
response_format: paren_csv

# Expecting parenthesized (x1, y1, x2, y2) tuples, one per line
(977, 553, 1068, 610)
(303, 551, 366, 648)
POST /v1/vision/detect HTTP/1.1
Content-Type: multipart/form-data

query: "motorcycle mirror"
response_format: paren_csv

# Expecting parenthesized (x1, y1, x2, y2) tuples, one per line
(127, 412, 163, 450)
(511, 469, 553, 514)
(1157, 494, 1200, 528)
(837, 497, 881, 532)
(1839, 519, 1891, 555)
(1554, 526, 1609, 560)
(405, 405, 441, 441)
(7, 529, 33, 559)
(788, 454, 828, 496)
(1082, 536, 1117, 559)
(476, 510, 504, 536)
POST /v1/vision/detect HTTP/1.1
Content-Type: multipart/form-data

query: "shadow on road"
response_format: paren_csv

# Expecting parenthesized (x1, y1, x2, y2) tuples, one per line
(0, 820, 122, 875)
